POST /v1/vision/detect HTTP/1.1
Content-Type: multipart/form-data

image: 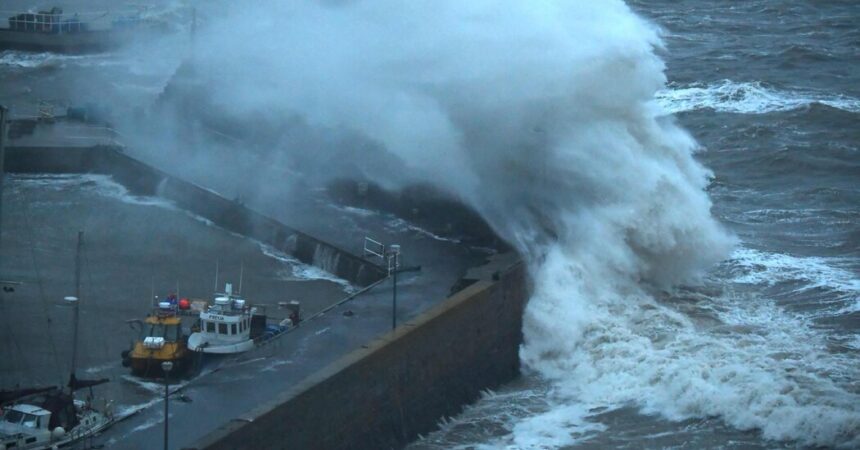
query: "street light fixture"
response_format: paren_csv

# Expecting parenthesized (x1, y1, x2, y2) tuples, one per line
(364, 237, 422, 331)
(161, 361, 174, 450)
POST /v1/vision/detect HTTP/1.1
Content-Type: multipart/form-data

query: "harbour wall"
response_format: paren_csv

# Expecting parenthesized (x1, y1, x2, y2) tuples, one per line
(189, 254, 526, 450)
(0, 29, 111, 53)
(4, 144, 387, 286)
(6, 142, 530, 449)
(326, 179, 505, 250)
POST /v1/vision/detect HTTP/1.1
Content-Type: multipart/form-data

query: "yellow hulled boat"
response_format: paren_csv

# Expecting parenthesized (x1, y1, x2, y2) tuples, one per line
(122, 300, 192, 377)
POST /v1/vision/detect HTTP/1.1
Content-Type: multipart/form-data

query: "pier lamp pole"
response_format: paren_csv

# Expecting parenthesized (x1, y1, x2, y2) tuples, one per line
(364, 237, 421, 331)
(161, 361, 174, 450)
(385, 245, 421, 330)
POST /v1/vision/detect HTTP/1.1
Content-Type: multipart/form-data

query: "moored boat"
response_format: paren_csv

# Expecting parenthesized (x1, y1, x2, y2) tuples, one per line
(0, 232, 114, 450)
(0, 388, 113, 450)
(187, 283, 294, 354)
(187, 283, 261, 354)
(122, 297, 193, 377)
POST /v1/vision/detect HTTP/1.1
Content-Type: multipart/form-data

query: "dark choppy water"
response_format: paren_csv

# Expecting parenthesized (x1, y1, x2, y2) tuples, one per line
(410, 1, 860, 449)
(1, 0, 858, 448)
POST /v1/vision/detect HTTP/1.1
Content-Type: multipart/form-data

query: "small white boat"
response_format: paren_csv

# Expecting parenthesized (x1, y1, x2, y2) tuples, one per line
(187, 283, 261, 354)
(0, 232, 114, 450)
(1, 393, 113, 450)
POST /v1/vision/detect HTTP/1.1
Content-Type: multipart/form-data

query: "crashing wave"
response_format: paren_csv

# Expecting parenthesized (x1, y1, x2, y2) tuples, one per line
(122, 0, 860, 447)
(656, 80, 860, 114)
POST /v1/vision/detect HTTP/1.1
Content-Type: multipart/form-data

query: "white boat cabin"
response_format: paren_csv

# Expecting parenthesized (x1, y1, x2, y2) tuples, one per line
(1, 401, 112, 450)
(1, 404, 53, 450)
(188, 283, 258, 354)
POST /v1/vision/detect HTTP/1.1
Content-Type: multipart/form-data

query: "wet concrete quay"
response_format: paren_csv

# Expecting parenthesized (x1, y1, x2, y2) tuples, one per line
(0, 170, 490, 449)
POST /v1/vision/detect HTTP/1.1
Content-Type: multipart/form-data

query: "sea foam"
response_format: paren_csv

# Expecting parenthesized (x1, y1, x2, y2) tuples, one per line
(131, 0, 860, 446)
(657, 80, 860, 114)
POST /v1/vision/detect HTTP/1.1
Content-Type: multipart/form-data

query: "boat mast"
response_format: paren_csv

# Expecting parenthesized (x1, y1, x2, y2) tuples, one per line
(70, 231, 83, 389)
(238, 260, 244, 294)
(64, 231, 108, 393)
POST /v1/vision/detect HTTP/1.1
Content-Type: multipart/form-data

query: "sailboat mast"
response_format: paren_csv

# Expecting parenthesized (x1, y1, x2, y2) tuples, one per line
(238, 260, 244, 294)
(70, 230, 83, 383)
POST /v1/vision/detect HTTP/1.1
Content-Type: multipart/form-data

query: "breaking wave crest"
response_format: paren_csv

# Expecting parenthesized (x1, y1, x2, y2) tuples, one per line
(162, 0, 860, 446)
(727, 247, 860, 300)
(657, 80, 860, 114)
(258, 244, 354, 291)
(0, 50, 117, 70)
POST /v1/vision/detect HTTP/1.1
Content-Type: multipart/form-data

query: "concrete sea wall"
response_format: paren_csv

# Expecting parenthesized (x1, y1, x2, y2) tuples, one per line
(5, 142, 529, 449)
(326, 179, 505, 250)
(190, 254, 526, 450)
(4, 144, 387, 286)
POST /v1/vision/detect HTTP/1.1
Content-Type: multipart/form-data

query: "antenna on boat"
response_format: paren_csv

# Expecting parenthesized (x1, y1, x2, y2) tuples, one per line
(214, 259, 220, 293)
(238, 260, 244, 294)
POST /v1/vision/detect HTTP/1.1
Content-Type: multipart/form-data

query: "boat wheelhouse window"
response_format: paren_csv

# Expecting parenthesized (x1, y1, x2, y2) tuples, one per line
(231, 324, 237, 335)
(22, 414, 37, 428)
(168, 324, 180, 341)
(239, 321, 244, 332)
(4, 410, 39, 428)
(145, 323, 181, 341)
(206, 321, 215, 333)
(3, 409, 24, 423)
(218, 323, 227, 334)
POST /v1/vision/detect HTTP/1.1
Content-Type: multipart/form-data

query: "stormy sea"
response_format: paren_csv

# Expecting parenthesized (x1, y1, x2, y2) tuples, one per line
(409, 1, 860, 448)
(1, 0, 858, 448)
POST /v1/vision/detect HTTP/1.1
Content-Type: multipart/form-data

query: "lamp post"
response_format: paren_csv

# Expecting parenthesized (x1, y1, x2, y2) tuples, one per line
(161, 361, 173, 450)
(384, 245, 421, 331)
(363, 237, 421, 331)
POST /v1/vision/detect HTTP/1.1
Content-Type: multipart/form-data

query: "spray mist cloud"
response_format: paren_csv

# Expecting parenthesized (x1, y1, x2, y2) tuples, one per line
(125, 0, 860, 446)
